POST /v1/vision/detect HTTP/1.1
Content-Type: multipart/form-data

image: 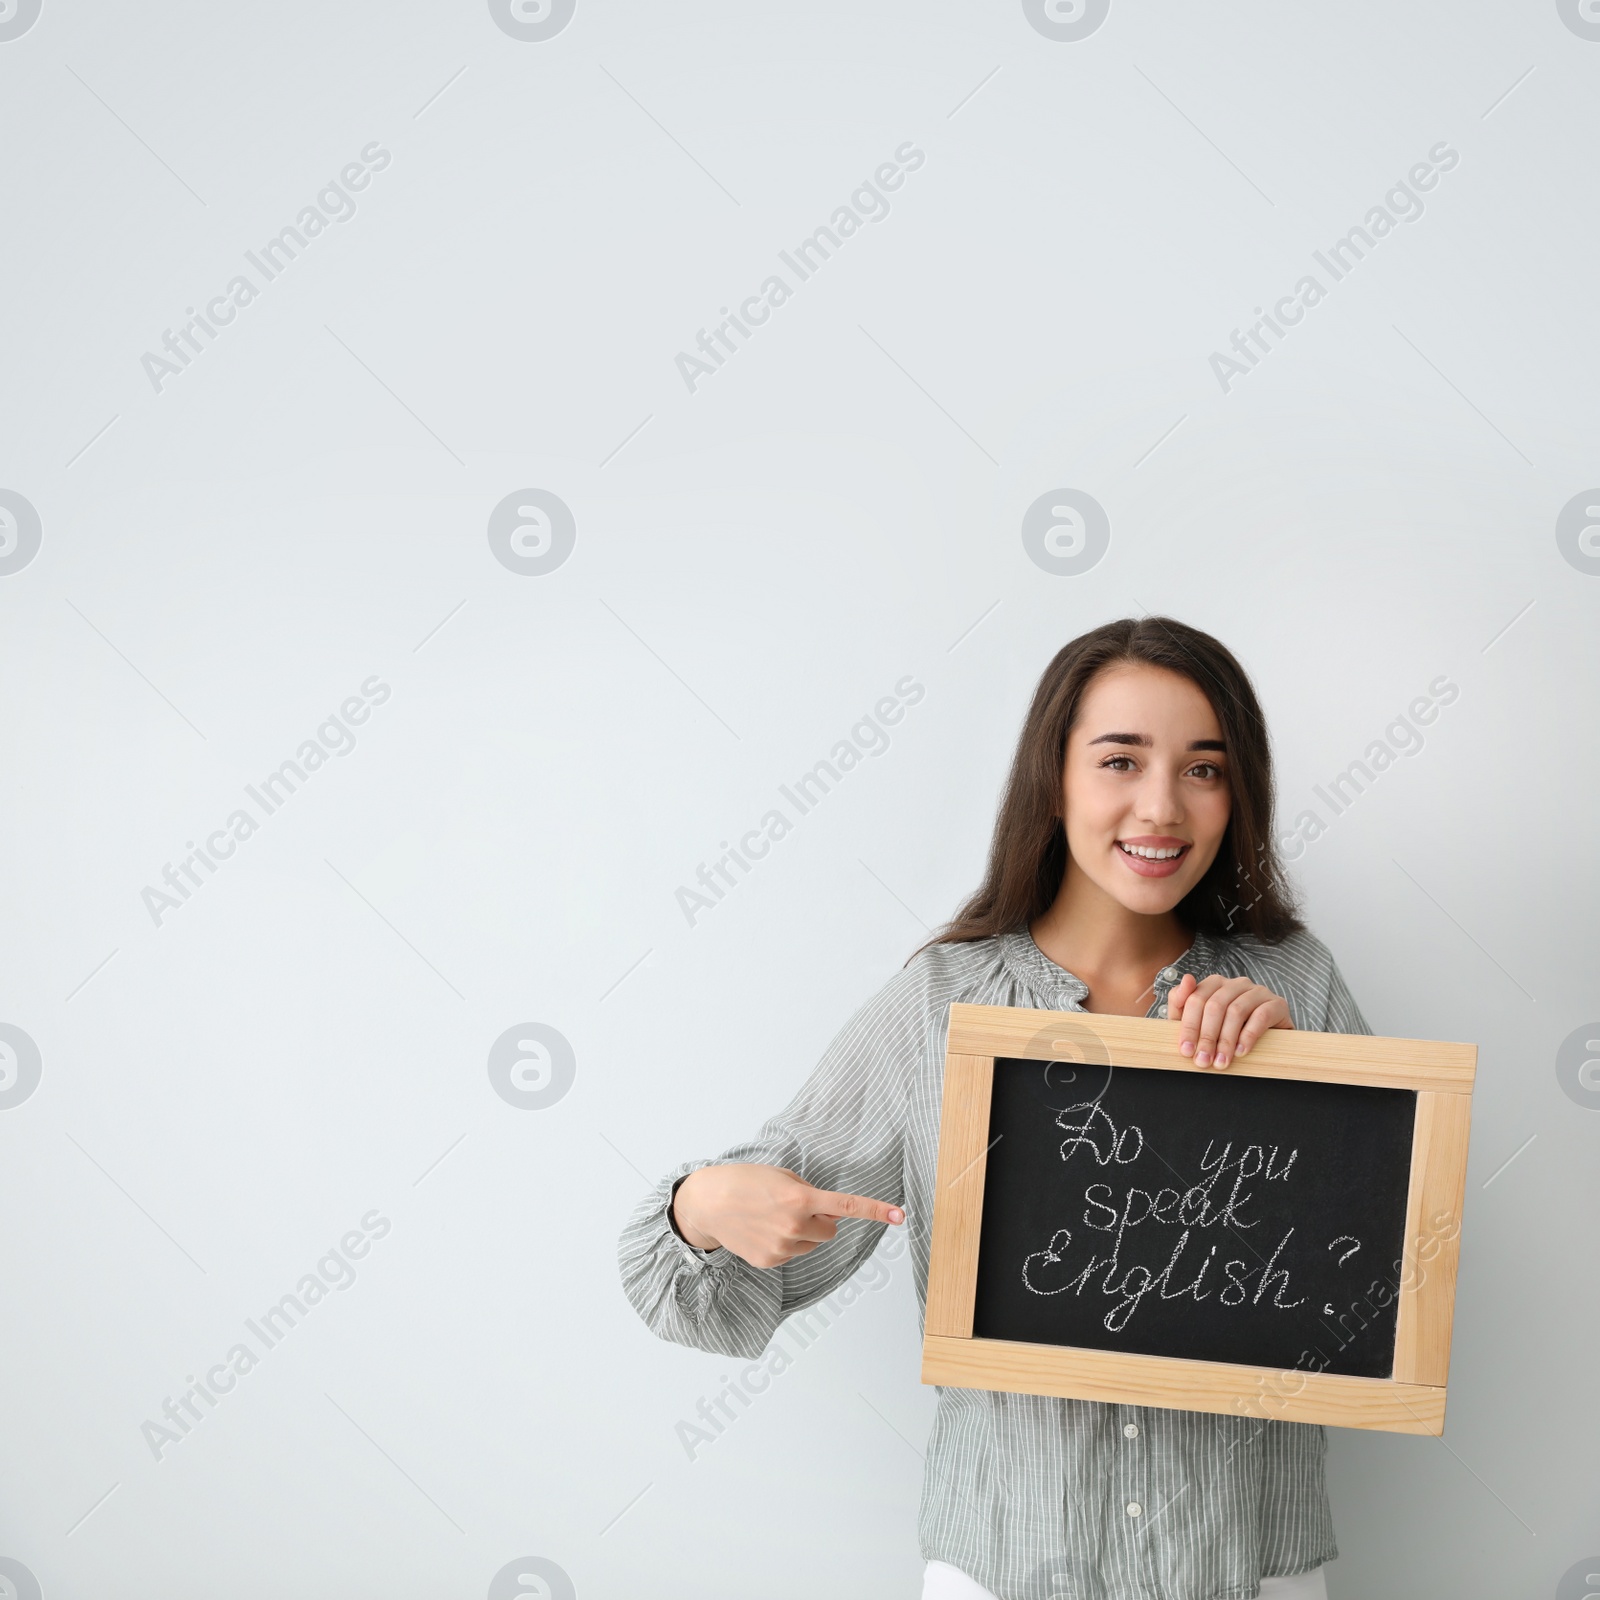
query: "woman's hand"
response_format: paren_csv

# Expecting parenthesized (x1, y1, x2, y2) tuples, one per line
(672, 1162, 904, 1270)
(1165, 973, 1292, 1069)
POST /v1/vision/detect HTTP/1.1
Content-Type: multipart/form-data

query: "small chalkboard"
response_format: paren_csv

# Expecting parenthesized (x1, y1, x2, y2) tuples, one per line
(974, 1061, 1416, 1377)
(923, 1006, 1475, 1435)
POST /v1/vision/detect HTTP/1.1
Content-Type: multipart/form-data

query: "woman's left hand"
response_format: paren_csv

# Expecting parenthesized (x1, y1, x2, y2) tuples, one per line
(1165, 973, 1293, 1069)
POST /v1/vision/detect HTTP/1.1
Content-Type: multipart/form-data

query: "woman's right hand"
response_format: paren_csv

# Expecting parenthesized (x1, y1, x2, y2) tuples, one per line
(672, 1162, 905, 1270)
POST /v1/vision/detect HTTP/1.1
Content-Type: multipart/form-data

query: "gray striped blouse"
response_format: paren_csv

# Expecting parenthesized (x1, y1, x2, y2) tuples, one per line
(617, 924, 1372, 1599)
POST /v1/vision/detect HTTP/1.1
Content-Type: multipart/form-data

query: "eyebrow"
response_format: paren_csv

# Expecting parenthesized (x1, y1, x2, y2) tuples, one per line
(1086, 732, 1227, 751)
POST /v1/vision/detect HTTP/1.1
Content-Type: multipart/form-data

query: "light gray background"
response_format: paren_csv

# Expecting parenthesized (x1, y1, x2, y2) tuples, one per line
(1, 2, 1596, 1597)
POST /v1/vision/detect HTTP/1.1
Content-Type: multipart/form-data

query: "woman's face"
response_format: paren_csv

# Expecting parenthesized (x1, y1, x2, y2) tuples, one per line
(1059, 661, 1233, 916)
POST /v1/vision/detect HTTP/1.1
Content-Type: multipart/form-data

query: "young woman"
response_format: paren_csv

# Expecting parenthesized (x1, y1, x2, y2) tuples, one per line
(619, 618, 1368, 1599)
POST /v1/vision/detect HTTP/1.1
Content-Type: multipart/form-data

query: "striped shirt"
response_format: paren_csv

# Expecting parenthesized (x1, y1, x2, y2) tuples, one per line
(617, 924, 1371, 1599)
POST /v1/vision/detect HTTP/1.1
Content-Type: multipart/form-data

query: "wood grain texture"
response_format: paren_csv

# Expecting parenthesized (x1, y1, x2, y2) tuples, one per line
(945, 1003, 1476, 1094)
(1392, 1089, 1473, 1386)
(921, 1335, 1447, 1434)
(923, 1053, 993, 1340)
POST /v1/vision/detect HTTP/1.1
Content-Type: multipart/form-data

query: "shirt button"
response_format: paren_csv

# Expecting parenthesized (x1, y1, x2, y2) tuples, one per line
(1160, 966, 1179, 983)
(1123, 1422, 1139, 1439)
(1126, 1502, 1143, 1518)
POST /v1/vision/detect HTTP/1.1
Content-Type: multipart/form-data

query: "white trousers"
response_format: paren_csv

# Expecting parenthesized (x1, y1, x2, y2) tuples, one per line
(922, 1557, 1328, 1599)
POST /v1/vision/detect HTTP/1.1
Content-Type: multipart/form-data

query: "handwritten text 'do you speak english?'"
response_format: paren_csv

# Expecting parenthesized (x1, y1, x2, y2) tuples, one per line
(1020, 1101, 1304, 1334)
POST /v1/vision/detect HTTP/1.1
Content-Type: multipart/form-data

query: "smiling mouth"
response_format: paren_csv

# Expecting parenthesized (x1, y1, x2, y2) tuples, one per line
(1114, 840, 1191, 877)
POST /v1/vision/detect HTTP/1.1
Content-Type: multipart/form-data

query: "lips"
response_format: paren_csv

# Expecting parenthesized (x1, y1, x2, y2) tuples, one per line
(1115, 838, 1190, 879)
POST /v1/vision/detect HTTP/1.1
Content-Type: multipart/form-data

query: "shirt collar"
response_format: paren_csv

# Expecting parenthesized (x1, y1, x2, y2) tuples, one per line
(997, 924, 1217, 1015)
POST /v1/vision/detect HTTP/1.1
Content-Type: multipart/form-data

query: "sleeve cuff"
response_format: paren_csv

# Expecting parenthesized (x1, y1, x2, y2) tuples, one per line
(666, 1171, 727, 1264)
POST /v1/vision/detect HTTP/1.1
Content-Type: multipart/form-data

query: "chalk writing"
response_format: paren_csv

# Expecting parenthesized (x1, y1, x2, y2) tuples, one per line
(1055, 1099, 1143, 1165)
(1021, 1103, 1310, 1334)
(975, 1059, 1418, 1378)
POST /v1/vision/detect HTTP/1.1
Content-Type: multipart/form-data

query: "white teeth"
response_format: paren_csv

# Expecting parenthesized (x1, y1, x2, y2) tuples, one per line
(1119, 843, 1184, 860)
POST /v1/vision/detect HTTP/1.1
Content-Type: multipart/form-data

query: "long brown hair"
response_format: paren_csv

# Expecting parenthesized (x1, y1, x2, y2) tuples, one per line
(913, 616, 1302, 958)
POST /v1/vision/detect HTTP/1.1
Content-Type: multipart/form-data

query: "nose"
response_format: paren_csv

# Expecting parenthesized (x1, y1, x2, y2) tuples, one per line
(1132, 764, 1185, 827)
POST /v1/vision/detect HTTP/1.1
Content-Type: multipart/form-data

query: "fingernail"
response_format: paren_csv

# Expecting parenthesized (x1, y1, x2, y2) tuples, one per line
(1216, 1053, 1229, 1068)
(1180, 1040, 1193, 1056)
(888, 1208, 904, 1224)
(1195, 1050, 1210, 1065)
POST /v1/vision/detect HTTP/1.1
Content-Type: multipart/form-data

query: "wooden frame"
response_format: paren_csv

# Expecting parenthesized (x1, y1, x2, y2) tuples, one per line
(921, 1004, 1475, 1436)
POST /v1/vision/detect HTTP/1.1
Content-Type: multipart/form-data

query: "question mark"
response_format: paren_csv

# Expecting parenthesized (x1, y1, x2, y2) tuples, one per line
(1328, 1236, 1360, 1267)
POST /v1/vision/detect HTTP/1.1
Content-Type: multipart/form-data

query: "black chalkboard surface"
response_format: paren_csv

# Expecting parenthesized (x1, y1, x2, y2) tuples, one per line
(971, 1056, 1418, 1379)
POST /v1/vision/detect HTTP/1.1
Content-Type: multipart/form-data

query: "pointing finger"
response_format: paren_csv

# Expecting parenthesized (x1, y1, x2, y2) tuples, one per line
(810, 1189, 905, 1226)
